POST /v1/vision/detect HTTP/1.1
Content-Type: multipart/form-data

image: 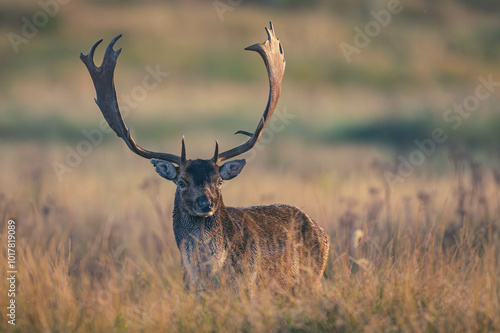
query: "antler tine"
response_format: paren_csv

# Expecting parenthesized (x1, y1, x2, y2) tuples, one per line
(181, 136, 187, 165)
(218, 22, 286, 163)
(83, 38, 103, 68)
(80, 35, 181, 165)
(212, 141, 219, 163)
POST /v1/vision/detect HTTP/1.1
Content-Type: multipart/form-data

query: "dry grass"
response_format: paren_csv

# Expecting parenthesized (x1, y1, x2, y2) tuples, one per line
(1, 1, 500, 331)
(1, 142, 499, 332)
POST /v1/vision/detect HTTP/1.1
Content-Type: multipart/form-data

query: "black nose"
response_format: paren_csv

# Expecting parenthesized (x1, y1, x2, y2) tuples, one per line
(196, 196, 212, 212)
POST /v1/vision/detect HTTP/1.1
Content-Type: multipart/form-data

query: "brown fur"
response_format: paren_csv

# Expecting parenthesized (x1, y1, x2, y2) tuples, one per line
(170, 159, 329, 293)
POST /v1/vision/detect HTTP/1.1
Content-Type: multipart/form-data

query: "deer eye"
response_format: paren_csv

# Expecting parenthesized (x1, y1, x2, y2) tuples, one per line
(178, 180, 187, 189)
(217, 180, 223, 187)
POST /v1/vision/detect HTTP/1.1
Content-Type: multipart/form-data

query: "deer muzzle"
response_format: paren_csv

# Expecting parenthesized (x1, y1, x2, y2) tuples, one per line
(194, 195, 214, 217)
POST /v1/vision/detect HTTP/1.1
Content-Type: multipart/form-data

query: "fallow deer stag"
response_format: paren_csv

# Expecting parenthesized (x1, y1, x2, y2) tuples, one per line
(81, 23, 329, 293)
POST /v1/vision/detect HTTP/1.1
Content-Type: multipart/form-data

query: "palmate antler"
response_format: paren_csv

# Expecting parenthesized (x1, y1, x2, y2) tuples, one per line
(217, 22, 286, 163)
(81, 22, 285, 165)
(80, 35, 183, 165)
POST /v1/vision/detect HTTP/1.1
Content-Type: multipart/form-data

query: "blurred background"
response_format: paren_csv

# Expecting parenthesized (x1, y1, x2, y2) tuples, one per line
(1, 1, 500, 331)
(1, 0, 499, 186)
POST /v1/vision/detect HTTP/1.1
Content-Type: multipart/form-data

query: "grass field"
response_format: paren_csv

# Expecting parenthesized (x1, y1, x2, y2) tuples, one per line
(1, 0, 500, 332)
(1, 141, 500, 332)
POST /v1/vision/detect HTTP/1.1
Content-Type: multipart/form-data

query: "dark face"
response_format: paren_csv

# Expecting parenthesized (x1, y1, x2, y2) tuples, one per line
(177, 159, 223, 217)
(151, 158, 246, 218)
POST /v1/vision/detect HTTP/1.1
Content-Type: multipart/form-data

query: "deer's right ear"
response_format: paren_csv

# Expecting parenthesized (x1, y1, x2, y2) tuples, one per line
(151, 159, 178, 181)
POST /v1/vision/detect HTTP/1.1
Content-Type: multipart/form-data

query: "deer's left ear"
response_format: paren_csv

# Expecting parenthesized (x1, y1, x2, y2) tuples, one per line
(220, 159, 246, 180)
(151, 159, 178, 181)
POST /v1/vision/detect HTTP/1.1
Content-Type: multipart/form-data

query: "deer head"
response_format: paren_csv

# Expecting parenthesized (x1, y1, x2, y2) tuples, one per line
(80, 23, 285, 218)
(151, 141, 246, 217)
